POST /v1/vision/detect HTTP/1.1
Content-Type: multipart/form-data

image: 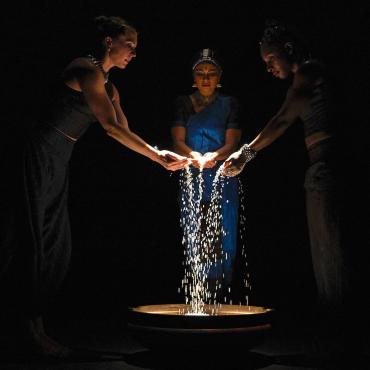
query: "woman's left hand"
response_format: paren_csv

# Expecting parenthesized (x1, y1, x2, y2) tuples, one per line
(201, 152, 218, 168)
(156, 150, 190, 171)
(221, 150, 246, 176)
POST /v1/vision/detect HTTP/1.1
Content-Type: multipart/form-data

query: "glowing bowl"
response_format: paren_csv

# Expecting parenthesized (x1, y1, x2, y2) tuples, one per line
(127, 304, 274, 351)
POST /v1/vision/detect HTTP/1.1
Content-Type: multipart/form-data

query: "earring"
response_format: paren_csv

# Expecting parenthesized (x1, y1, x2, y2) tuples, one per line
(192, 83, 197, 88)
(217, 83, 222, 88)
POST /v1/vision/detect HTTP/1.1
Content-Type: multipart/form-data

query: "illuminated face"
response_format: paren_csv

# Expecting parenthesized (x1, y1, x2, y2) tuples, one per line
(260, 43, 293, 79)
(109, 32, 137, 69)
(193, 62, 221, 96)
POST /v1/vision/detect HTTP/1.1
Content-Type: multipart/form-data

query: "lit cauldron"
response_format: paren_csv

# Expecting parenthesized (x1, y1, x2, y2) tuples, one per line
(127, 304, 274, 351)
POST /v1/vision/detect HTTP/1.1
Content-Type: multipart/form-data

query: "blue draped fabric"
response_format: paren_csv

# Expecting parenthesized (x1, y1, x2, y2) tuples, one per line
(181, 95, 239, 286)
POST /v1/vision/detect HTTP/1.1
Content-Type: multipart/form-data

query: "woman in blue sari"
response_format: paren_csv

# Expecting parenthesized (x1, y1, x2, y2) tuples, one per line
(172, 49, 241, 300)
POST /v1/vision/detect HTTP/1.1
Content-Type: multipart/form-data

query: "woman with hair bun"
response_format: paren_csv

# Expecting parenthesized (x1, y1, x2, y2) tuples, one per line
(0, 15, 188, 358)
(223, 20, 353, 357)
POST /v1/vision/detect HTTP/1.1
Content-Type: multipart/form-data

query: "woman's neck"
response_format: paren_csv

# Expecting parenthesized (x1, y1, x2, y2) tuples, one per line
(192, 90, 217, 107)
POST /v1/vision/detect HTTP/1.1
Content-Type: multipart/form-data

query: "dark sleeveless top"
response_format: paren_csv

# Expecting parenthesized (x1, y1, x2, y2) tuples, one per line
(41, 80, 114, 140)
(298, 60, 335, 138)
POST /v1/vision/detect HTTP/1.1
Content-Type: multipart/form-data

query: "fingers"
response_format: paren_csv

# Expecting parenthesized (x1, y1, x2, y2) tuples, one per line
(203, 160, 217, 168)
(166, 164, 186, 171)
(219, 160, 232, 175)
(159, 154, 219, 170)
(159, 150, 188, 162)
(222, 167, 240, 177)
(221, 162, 241, 177)
(163, 153, 182, 161)
(223, 159, 233, 169)
(166, 163, 187, 171)
(160, 158, 189, 171)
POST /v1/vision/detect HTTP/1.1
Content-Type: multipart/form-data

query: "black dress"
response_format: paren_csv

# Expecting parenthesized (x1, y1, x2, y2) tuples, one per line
(0, 81, 104, 319)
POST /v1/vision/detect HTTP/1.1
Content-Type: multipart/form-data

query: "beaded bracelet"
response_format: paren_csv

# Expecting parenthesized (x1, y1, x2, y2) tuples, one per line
(240, 144, 257, 162)
(222, 144, 257, 177)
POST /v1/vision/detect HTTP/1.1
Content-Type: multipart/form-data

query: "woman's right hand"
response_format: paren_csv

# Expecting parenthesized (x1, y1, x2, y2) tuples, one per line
(155, 150, 190, 171)
(188, 151, 204, 169)
(221, 150, 247, 177)
(201, 152, 218, 168)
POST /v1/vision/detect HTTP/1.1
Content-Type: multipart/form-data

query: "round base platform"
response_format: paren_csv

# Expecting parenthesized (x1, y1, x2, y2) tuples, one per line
(127, 304, 274, 351)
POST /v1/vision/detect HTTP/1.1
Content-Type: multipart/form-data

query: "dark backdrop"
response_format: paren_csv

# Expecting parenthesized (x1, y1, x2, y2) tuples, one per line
(2, 0, 369, 323)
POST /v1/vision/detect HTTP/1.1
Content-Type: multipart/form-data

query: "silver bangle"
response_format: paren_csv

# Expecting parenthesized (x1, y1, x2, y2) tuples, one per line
(222, 144, 257, 177)
(240, 144, 257, 162)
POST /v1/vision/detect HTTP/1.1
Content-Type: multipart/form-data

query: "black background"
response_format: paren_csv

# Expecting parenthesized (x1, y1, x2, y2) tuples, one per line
(2, 0, 369, 323)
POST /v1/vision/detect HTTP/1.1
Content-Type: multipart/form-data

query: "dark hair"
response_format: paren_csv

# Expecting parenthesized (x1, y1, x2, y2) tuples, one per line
(85, 15, 137, 58)
(260, 19, 310, 63)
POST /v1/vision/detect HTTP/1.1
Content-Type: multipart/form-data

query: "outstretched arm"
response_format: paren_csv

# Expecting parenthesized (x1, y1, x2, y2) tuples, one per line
(202, 128, 241, 168)
(78, 68, 188, 171)
(248, 84, 306, 152)
(171, 126, 204, 168)
(223, 72, 312, 176)
(207, 129, 242, 160)
(171, 126, 197, 157)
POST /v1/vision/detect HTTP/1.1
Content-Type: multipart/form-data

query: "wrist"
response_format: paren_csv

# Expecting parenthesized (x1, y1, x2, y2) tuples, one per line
(240, 144, 257, 162)
(147, 145, 161, 162)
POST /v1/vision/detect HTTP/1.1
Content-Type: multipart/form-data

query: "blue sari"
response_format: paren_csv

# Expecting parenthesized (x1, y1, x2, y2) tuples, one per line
(179, 94, 239, 286)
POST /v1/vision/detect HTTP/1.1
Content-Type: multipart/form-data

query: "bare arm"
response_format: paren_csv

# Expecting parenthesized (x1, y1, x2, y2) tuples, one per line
(76, 67, 188, 170)
(249, 78, 309, 152)
(171, 126, 205, 168)
(171, 126, 195, 157)
(212, 128, 241, 160)
(223, 72, 313, 176)
(109, 84, 164, 158)
(79, 70, 157, 158)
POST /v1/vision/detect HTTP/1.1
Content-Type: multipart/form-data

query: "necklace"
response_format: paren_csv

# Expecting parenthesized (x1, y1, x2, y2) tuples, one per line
(192, 91, 217, 111)
(87, 54, 109, 83)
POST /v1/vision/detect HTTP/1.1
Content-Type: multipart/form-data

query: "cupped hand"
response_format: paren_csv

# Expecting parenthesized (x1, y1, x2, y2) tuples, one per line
(201, 152, 218, 168)
(189, 151, 204, 169)
(221, 150, 247, 177)
(157, 150, 190, 171)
